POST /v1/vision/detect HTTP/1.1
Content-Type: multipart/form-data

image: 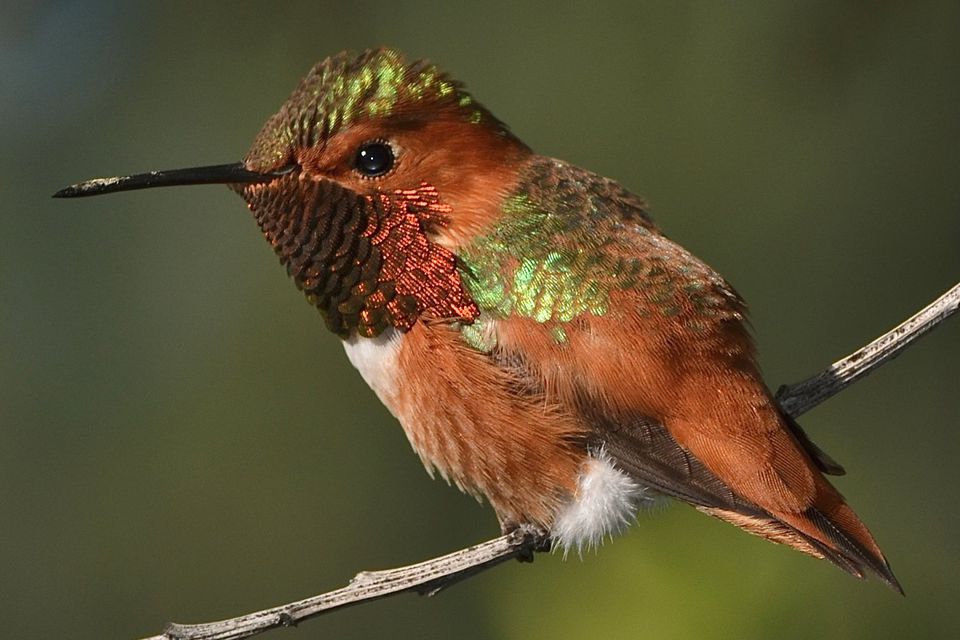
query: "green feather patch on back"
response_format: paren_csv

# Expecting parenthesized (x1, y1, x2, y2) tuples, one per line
(458, 158, 742, 342)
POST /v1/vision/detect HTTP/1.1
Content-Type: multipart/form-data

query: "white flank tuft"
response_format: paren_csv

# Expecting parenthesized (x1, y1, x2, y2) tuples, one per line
(551, 450, 653, 555)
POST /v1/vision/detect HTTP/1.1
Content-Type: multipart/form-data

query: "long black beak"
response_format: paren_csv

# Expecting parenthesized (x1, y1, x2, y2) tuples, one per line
(52, 162, 292, 198)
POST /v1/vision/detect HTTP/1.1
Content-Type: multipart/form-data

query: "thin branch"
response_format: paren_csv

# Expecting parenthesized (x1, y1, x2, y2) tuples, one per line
(142, 281, 960, 640)
(147, 528, 545, 640)
(776, 281, 960, 417)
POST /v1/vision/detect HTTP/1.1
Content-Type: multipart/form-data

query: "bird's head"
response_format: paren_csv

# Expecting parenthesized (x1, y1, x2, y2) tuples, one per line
(56, 49, 533, 337)
(243, 49, 531, 246)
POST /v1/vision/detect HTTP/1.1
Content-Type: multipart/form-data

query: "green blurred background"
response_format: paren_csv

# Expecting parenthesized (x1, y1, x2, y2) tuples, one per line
(2, 2, 959, 639)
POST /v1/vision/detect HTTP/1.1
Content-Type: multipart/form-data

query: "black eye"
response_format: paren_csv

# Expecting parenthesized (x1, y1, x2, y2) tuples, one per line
(354, 141, 394, 178)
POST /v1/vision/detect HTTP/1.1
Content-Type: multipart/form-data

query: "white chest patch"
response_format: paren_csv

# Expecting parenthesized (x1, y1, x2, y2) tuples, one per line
(551, 450, 657, 554)
(342, 328, 403, 409)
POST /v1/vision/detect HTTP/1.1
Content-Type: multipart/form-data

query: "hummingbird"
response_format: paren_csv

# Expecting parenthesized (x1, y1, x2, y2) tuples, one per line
(56, 48, 901, 592)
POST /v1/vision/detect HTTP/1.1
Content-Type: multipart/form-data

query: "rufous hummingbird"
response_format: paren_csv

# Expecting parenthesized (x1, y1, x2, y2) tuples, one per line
(55, 48, 900, 592)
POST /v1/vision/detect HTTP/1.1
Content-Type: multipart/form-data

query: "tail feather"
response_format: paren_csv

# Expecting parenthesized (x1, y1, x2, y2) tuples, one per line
(807, 507, 903, 593)
(699, 505, 901, 593)
(773, 500, 902, 594)
(768, 412, 901, 591)
(597, 411, 901, 591)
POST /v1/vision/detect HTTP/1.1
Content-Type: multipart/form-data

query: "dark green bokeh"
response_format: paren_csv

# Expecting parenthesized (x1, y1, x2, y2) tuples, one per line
(3, 2, 959, 639)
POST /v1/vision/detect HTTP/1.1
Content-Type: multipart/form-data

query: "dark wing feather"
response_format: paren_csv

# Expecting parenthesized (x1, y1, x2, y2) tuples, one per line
(592, 411, 754, 512)
(780, 410, 846, 476)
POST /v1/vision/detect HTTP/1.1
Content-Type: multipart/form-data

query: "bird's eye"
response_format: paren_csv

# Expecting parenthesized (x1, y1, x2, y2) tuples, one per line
(354, 141, 395, 178)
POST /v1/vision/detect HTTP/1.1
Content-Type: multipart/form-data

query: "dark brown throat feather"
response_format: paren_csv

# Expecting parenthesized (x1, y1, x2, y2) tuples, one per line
(237, 175, 479, 337)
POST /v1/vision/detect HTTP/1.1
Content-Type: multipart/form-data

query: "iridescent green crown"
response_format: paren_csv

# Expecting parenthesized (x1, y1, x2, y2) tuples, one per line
(246, 48, 503, 171)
